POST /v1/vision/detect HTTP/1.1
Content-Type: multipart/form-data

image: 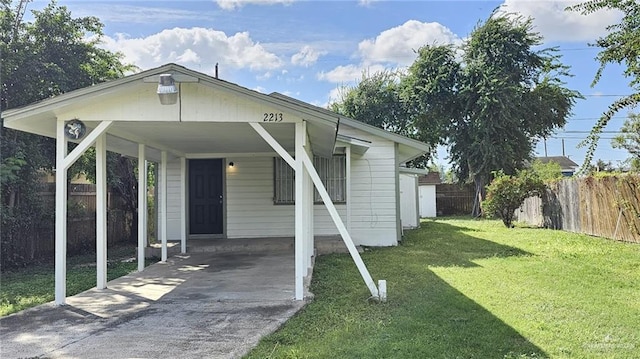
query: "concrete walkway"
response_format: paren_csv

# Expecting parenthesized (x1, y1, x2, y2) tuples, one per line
(0, 251, 307, 359)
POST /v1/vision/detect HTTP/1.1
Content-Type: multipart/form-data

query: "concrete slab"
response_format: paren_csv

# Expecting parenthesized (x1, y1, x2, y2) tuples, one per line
(0, 251, 307, 359)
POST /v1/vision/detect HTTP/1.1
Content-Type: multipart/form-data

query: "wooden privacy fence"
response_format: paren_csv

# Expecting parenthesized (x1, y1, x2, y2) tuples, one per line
(436, 184, 475, 216)
(2, 184, 132, 268)
(515, 176, 640, 243)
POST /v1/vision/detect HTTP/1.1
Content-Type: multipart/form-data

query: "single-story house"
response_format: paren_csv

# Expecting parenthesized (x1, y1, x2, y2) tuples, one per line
(536, 156, 579, 177)
(2, 63, 429, 304)
(418, 172, 441, 218)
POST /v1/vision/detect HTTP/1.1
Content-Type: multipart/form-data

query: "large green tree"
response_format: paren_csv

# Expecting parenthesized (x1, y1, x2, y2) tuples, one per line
(611, 113, 640, 172)
(1, 0, 134, 265)
(567, 0, 640, 170)
(407, 13, 580, 216)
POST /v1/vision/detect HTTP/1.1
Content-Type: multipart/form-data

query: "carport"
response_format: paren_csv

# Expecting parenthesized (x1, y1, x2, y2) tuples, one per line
(0, 248, 306, 359)
(2, 63, 382, 305)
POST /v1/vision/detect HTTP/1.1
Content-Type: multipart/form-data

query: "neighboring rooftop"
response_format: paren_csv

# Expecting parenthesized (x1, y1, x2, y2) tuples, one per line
(535, 156, 579, 170)
(418, 172, 442, 185)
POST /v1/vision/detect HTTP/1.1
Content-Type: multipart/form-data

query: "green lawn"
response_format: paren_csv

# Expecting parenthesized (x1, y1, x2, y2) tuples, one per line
(246, 218, 640, 359)
(0, 244, 153, 316)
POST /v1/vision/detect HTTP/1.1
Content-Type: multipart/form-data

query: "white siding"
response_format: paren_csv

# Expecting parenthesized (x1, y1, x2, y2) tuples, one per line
(163, 124, 401, 246)
(340, 125, 399, 246)
(400, 173, 419, 228)
(419, 185, 437, 218)
(226, 157, 345, 238)
(165, 157, 183, 240)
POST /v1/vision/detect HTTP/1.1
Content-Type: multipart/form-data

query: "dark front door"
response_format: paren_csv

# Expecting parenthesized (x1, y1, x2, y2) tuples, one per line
(189, 159, 223, 235)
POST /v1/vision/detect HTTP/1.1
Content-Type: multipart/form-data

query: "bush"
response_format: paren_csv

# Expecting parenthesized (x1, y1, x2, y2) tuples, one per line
(483, 170, 546, 227)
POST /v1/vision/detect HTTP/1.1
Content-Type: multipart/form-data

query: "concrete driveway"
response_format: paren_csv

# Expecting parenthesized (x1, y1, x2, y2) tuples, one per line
(0, 251, 307, 359)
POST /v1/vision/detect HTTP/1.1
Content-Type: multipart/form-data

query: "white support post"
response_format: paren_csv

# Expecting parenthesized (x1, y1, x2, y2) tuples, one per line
(137, 144, 147, 272)
(180, 157, 187, 254)
(55, 120, 68, 305)
(160, 151, 168, 262)
(346, 146, 352, 232)
(301, 151, 379, 299)
(294, 122, 305, 300)
(304, 139, 314, 271)
(96, 134, 107, 289)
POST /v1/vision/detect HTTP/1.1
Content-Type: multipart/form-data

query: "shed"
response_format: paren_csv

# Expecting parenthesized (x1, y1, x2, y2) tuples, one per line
(2, 63, 429, 304)
(418, 172, 441, 218)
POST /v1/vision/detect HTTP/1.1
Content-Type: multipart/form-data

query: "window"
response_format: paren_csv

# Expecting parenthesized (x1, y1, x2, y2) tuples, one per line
(273, 155, 346, 204)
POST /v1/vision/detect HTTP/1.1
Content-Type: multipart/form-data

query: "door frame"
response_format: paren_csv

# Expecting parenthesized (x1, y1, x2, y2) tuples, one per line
(186, 158, 226, 239)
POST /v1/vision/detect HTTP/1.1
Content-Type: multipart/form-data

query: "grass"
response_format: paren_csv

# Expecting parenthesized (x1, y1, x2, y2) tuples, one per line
(246, 217, 640, 359)
(0, 244, 155, 316)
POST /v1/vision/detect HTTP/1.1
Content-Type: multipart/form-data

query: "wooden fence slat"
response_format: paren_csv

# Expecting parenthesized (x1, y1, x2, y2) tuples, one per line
(516, 176, 640, 244)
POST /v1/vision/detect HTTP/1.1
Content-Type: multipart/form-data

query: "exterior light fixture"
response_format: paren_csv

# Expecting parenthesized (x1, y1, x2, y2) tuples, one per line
(228, 161, 234, 167)
(64, 119, 86, 140)
(157, 74, 178, 105)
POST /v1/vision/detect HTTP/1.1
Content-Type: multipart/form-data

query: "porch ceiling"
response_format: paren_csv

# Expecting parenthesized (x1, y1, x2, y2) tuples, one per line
(108, 121, 295, 159)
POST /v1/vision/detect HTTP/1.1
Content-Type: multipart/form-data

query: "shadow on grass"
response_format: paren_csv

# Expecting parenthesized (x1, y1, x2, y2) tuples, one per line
(400, 220, 534, 268)
(250, 220, 548, 358)
(380, 220, 546, 358)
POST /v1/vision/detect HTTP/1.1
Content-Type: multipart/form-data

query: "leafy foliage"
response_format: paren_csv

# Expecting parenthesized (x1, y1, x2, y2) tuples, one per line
(611, 112, 640, 171)
(531, 159, 563, 183)
(1, 0, 134, 266)
(566, 0, 640, 171)
(411, 13, 580, 216)
(483, 170, 546, 228)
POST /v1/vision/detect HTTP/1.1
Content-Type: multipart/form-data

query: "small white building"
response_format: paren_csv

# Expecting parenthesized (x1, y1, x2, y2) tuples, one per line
(399, 168, 428, 229)
(418, 172, 441, 218)
(2, 63, 429, 304)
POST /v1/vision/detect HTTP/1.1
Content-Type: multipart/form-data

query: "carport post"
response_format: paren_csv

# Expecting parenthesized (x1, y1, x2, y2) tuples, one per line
(55, 120, 68, 305)
(138, 144, 147, 272)
(180, 157, 187, 253)
(96, 134, 107, 289)
(160, 150, 168, 262)
(294, 122, 308, 300)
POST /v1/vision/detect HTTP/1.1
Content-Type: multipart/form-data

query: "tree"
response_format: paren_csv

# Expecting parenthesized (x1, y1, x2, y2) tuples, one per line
(1, 0, 134, 265)
(531, 159, 563, 182)
(482, 169, 546, 228)
(409, 13, 580, 216)
(611, 113, 640, 172)
(331, 70, 414, 138)
(330, 70, 430, 167)
(566, 0, 640, 171)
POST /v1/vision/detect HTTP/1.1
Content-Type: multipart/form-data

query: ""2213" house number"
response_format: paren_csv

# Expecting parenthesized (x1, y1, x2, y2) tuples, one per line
(263, 112, 284, 122)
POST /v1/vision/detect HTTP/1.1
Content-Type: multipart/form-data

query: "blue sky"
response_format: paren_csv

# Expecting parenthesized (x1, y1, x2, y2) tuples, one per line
(28, 0, 637, 169)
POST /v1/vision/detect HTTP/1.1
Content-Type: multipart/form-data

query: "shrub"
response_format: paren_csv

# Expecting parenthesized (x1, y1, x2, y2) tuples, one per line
(483, 170, 546, 227)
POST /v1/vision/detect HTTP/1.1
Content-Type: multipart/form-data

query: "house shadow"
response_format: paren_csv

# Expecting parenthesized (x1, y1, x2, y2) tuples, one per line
(363, 220, 548, 358)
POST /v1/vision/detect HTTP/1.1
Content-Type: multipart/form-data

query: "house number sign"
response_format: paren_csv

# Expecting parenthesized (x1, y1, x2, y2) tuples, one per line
(263, 112, 284, 122)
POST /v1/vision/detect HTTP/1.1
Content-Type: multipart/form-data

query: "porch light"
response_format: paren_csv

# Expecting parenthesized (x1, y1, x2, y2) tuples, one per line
(157, 74, 178, 105)
(228, 161, 234, 167)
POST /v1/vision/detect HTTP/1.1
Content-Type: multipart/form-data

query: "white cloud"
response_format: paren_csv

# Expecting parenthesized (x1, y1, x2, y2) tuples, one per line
(291, 45, 327, 67)
(100, 27, 283, 72)
(318, 20, 459, 86)
(499, 0, 623, 42)
(358, 20, 461, 67)
(216, 0, 294, 11)
(317, 64, 387, 84)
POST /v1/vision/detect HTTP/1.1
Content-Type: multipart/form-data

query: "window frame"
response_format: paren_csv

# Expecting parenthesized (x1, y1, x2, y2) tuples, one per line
(273, 155, 347, 205)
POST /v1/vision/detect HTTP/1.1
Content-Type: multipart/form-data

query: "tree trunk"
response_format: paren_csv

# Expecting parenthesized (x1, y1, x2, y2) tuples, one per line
(472, 175, 486, 217)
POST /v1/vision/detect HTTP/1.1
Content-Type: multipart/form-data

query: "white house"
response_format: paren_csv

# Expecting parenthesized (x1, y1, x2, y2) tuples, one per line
(2, 63, 429, 304)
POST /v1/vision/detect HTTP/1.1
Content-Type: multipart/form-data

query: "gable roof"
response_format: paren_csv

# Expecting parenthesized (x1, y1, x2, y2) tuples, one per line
(536, 156, 579, 170)
(418, 172, 442, 185)
(3, 63, 428, 162)
(268, 92, 430, 163)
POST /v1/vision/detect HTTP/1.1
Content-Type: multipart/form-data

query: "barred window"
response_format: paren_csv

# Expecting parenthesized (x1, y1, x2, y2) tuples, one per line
(273, 155, 346, 204)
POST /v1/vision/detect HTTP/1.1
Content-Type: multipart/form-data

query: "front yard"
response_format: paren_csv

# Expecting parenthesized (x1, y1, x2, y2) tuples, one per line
(246, 218, 640, 359)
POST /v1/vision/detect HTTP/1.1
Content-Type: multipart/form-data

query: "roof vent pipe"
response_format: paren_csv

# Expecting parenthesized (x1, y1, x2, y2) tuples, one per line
(157, 74, 178, 105)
